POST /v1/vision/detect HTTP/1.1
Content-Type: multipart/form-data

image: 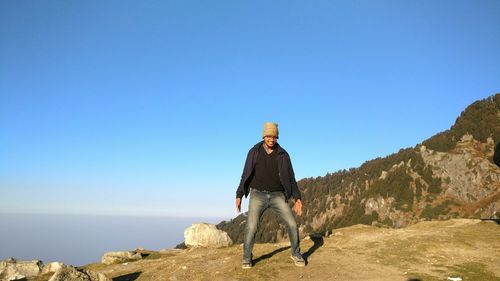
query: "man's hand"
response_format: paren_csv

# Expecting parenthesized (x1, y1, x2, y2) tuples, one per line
(236, 197, 242, 213)
(294, 199, 302, 216)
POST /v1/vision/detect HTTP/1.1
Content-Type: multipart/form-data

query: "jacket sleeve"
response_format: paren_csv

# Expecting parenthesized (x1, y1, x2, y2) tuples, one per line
(494, 142, 500, 168)
(236, 148, 253, 198)
(287, 154, 302, 201)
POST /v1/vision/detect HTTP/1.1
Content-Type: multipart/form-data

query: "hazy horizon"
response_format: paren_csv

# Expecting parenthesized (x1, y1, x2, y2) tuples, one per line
(0, 213, 225, 266)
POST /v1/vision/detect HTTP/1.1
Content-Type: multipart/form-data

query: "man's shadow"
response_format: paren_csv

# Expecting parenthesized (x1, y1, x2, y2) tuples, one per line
(253, 246, 290, 265)
(302, 234, 324, 262)
(112, 272, 141, 281)
(253, 234, 324, 265)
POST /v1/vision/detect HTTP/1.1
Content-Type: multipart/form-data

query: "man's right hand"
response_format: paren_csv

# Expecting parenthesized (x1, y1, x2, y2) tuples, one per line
(236, 197, 242, 213)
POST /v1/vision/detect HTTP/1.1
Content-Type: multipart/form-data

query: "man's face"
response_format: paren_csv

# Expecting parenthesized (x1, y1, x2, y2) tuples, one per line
(263, 135, 278, 148)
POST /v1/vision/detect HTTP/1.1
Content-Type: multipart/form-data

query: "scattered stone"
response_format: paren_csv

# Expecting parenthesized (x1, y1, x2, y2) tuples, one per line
(0, 258, 42, 281)
(134, 247, 145, 252)
(48, 266, 110, 281)
(184, 223, 232, 248)
(101, 251, 142, 265)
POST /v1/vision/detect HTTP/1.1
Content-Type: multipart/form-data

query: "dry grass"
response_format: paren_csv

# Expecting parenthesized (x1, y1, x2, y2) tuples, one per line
(29, 219, 500, 281)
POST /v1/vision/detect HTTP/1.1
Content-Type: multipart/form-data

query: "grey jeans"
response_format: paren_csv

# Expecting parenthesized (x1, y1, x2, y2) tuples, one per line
(243, 188, 300, 262)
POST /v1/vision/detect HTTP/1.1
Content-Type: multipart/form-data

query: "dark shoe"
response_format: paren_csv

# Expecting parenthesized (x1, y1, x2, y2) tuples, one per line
(290, 254, 306, 267)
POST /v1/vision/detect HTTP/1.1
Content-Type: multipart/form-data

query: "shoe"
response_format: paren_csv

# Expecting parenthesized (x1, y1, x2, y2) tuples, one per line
(242, 253, 253, 269)
(242, 261, 252, 269)
(290, 254, 306, 267)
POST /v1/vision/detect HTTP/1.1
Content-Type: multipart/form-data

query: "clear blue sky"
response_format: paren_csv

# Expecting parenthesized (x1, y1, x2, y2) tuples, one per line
(1, 1, 499, 218)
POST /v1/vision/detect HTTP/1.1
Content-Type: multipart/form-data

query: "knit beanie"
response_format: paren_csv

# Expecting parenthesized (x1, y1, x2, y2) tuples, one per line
(262, 122, 279, 138)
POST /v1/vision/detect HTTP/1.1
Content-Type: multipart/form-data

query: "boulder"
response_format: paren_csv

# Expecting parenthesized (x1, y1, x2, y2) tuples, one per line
(101, 251, 142, 265)
(48, 266, 110, 281)
(0, 258, 42, 281)
(184, 223, 232, 248)
(41, 262, 65, 274)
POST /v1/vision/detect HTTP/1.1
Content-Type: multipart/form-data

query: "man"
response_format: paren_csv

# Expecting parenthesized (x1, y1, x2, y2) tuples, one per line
(235, 122, 305, 269)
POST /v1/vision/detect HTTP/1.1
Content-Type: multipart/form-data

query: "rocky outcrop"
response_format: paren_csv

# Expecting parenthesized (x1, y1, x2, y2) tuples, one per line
(420, 136, 500, 218)
(420, 137, 499, 204)
(101, 251, 142, 265)
(364, 196, 394, 219)
(184, 223, 232, 248)
(48, 266, 110, 281)
(0, 258, 42, 281)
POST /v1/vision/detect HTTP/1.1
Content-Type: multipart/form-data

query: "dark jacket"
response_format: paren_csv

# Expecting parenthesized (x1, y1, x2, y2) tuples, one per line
(494, 142, 500, 168)
(236, 141, 302, 201)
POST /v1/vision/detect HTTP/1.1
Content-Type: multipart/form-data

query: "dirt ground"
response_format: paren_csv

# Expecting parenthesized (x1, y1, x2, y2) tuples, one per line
(76, 219, 499, 281)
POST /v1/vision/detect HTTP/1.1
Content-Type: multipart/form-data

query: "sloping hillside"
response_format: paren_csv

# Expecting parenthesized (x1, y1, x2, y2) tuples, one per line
(218, 94, 500, 243)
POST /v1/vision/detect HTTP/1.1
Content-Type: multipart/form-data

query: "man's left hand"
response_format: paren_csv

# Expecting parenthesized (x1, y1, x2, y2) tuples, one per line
(294, 199, 302, 216)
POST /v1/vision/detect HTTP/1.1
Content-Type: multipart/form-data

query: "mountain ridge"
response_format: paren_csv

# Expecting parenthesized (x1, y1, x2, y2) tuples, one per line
(218, 93, 500, 243)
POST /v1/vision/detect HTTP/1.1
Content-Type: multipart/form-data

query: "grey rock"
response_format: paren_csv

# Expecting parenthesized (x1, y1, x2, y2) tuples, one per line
(41, 262, 65, 274)
(101, 251, 142, 265)
(48, 266, 110, 281)
(364, 196, 394, 219)
(420, 137, 500, 206)
(184, 223, 232, 248)
(0, 258, 42, 281)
